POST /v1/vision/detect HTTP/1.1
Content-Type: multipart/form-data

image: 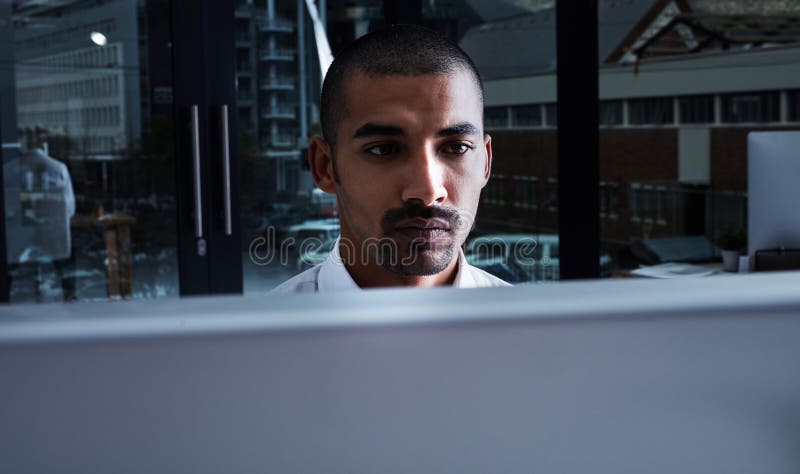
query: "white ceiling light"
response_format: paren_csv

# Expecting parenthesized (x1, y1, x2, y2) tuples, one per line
(90, 31, 107, 46)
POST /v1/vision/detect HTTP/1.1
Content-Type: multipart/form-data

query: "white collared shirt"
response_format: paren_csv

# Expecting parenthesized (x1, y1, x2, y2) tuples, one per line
(270, 237, 511, 293)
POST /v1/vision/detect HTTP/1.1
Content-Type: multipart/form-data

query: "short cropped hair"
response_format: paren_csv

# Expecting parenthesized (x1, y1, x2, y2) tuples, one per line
(320, 24, 484, 147)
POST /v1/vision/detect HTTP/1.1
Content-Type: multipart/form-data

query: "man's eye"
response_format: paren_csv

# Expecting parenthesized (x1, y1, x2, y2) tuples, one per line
(365, 144, 397, 156)
(444, 143, 473, 155)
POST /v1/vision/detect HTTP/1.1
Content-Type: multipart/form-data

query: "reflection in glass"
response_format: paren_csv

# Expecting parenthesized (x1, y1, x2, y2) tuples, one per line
(629, 98, 674, 125)
(679, 95, 715, 124)
(600, 100, 623, 126)
(511, 105, 542, 128)
(598, 0, 800, 275)
(2, 0, 178, 302)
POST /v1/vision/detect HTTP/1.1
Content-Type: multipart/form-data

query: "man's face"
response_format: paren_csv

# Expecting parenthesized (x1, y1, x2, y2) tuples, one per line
(318, 68, 491, 276)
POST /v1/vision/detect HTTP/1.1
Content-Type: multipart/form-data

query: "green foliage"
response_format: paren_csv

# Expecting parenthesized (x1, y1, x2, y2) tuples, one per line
(715, 227, 747, 251)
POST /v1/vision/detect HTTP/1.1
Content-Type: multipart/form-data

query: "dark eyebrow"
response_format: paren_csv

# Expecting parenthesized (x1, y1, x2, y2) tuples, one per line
(438, 122, 479, 137)
(353, 123, 405, 139)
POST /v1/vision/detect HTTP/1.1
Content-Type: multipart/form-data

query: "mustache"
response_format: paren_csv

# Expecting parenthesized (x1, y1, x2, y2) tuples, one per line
(381, 202, 462, 232)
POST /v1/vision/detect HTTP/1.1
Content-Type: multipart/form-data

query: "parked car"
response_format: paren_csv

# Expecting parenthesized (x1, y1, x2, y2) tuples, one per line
(466, 233, 554, 282)
(286, 219, 340, 259)
(466, 233, 612, 282)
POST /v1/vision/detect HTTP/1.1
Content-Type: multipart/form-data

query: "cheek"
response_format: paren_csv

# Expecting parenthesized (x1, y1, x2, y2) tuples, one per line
(449, 164, 486, 202)
(337, 167, 396, 236)
(343, 170, 393, 208)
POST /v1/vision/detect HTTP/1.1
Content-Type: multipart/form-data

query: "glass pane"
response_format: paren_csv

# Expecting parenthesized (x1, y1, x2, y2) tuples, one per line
(721, 92, 781, 123)
(239, 0, 559, 291)
(790, 90, 800, 121)
(598, 0, 800, 277)
(600, 100, 623, 125)
(2, 0, 178, 302)
(679, 95, 715, 124)
(484, 106, 509, 128)
(511, 105, 542, 127)
(629, 97, 674, 125)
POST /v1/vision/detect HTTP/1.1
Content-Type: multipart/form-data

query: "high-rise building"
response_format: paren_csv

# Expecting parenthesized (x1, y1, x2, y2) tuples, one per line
(12, 0, 143, 160)
(235, 0, 317, 199)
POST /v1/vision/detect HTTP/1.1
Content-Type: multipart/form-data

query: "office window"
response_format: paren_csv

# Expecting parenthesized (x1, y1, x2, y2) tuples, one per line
(789, 90, 800, 122)
(599, 100, 623, 125)
(679, 95, 715, 124)
(484, 106, 508, 128)
(513, 176, 527, 206)
(629, 98, 673, 125)
(513, 176, 528, 207)
(600, 182, 608, 214)
(528, 178, 538, 207)
(721, 92, 780, 123)
(512, 176, 538, 208)
(607, 183, 619, 217)
(485, 174, 506, 205)
(630, 183, 641, 220)
(544, 103, 557, 127)
(600, 182, 619, 217)
(642, 185, 653, 221)
(546, 178, 558, 210)
(1, 0, 186, 303)
(511, 105, 542, 127)
(656, 187, 667, 224)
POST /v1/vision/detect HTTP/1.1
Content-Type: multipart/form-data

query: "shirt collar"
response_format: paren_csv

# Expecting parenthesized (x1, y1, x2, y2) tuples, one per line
(317, 236, 476, 290)
(452, 248, 477, 288)
(317, 237, 361, 291)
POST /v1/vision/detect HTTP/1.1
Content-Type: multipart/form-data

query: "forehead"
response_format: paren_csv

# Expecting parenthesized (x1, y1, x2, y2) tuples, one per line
(337, 69, 483, 138)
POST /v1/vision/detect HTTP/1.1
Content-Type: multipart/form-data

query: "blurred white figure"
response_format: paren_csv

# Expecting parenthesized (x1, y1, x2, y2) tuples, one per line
(4, 147, 75, 264)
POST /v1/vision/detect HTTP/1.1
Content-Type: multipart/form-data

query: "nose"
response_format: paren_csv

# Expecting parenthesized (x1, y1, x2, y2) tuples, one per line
(400, 145, 448, 206)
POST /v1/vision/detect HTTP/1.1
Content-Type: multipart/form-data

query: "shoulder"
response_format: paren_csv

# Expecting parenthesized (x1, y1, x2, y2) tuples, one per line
(269, 265, 323, 294)
(463, 263, 513, 287)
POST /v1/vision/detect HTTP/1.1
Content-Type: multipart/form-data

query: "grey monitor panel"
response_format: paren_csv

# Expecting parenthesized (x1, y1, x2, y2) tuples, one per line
(2, 272, 800, 474)
(748, 131, 800, 256)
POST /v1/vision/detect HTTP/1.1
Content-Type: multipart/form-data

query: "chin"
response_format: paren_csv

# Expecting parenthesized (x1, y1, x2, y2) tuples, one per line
(383, 247, 455, 277)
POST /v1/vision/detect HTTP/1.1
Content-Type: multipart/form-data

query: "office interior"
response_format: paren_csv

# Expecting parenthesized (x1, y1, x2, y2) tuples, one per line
(1, 1, 799, 472)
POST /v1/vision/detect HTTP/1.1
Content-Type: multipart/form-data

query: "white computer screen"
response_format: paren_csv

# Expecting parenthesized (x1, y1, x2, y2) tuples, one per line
(2, 273, 800, 474)
(748, 131, 800, 256)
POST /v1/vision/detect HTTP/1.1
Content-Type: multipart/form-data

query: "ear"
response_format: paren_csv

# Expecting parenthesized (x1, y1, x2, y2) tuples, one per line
(482, 133, 493, 187)
(308, 135, 337, 193)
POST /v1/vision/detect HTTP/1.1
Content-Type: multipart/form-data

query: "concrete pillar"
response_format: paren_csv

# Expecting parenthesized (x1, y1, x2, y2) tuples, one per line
(780, 90, 789, 124)
(297, 0, 308, 148)
(622, 99, 629, 126)
(0, 0, 19, 147)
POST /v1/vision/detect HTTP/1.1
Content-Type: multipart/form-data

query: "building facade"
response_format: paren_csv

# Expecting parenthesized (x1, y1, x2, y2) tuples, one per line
(461, 0, 800, 264)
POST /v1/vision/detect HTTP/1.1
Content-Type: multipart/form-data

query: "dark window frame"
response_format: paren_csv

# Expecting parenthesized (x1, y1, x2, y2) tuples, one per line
(628, 97, 674, 125)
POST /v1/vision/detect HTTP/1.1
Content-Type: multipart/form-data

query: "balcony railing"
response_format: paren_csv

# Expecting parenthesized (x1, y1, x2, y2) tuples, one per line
(234, 5, 253, 18)
(266, 134, 297, 148)
(260, 77, 296, 91)
(261, 106, 296, 120)
(236, 62, 254, 75)
(235, 32, 253, 46)
(258, 18, 294, 33)
(259, 48, 295, 61)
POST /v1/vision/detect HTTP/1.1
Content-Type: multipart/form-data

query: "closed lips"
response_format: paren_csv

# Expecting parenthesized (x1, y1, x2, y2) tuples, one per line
(394, 219, 451, 231)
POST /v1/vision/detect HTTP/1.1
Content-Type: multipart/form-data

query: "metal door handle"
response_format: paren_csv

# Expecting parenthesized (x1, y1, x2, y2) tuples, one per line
(221, 105, 232, 236)
(191, 105, 203, 239)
